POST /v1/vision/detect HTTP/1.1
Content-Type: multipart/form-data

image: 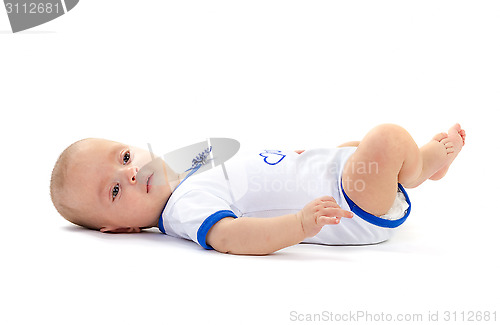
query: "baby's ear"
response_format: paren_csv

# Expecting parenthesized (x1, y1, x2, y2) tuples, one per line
(100, 226, 141, 233)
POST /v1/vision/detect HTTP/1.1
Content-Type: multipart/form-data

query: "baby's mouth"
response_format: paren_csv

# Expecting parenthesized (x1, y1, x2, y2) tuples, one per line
(137, 157, 167, 191)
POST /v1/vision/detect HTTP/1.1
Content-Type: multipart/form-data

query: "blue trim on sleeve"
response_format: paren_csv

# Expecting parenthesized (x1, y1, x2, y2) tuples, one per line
(197, 210, 237, 250)
(158, 215, 166, 234)
(341, 181, 411, 228)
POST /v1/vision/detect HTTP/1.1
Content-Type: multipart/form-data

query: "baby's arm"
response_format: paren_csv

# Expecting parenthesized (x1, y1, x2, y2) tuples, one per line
(206, 196, 353, 255)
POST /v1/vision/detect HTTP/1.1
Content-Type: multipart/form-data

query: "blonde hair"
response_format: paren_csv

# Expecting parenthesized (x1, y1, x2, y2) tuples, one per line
(50, 139, 100, 230)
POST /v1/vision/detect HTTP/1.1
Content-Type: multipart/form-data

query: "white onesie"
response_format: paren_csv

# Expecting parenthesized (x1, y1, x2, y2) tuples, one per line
(158, 147, 411, 249)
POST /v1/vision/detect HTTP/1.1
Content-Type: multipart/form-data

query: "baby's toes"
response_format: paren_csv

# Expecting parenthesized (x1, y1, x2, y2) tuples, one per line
(445, 142, 454, 153)
(441, 138, 455, 154)
(459, 129, 466, 144)
(433, 132, 448, 142)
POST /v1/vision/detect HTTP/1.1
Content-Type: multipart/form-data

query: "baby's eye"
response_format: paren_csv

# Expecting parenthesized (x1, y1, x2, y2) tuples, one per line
(123, 150, 131, 165)
(112, 184, 120, 200)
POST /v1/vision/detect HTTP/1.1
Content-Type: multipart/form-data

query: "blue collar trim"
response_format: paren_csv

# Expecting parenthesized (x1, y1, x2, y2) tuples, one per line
(158, 214, 166, 234)
(157, 164, 203, 234)
(175, 164, 201, 190)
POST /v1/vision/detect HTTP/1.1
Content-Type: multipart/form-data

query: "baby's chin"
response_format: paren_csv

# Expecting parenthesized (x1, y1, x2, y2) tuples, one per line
(141, 195, 170, 226)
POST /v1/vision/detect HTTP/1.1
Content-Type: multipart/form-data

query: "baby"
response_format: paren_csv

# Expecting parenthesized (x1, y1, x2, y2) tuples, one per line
(50, 123, 466, 255)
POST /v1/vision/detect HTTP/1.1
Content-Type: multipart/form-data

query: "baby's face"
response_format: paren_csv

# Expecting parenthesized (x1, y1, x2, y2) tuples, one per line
(67, 139, 173, 232)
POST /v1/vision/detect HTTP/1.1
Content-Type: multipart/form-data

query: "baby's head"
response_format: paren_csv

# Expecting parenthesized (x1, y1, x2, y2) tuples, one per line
(50, 138, 175, 233)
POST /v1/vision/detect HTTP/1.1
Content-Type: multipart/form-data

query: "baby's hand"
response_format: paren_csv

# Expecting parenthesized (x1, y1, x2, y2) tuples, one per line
(297, 196, 354, 238)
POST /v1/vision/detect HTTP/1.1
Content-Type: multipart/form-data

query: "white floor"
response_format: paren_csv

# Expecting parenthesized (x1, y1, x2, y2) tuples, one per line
(1, 1, 499, 324)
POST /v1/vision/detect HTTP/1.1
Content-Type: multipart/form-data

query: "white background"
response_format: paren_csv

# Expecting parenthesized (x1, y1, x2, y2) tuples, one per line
(1, 1, 499, 324)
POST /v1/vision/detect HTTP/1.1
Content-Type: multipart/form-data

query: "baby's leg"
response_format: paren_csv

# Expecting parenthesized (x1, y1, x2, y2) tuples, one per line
(341, 124, 465, 216)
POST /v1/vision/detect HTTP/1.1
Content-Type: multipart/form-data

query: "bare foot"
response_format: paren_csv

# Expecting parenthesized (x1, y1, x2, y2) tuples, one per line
(429, 123, 466, 180)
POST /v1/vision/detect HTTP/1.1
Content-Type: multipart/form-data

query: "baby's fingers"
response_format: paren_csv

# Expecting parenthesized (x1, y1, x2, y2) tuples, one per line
(317, 196, 339, 205)
(318, 201, 341, 209)
(340, 209, 354, 219)
(317, 215, 342, 226)
(317, 207, 353, 219)
(316, 210, 354, 226)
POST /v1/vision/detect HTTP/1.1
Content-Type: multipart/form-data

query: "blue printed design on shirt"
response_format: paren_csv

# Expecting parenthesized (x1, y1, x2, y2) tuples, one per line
(259, 150, 286, 165)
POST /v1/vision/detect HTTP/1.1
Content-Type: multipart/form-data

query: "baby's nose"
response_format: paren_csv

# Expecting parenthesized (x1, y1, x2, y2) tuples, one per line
(126, 166, 139, 184)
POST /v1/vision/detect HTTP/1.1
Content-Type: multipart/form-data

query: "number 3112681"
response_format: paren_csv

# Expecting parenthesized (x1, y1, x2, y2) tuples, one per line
(5, 2, 61, 14)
